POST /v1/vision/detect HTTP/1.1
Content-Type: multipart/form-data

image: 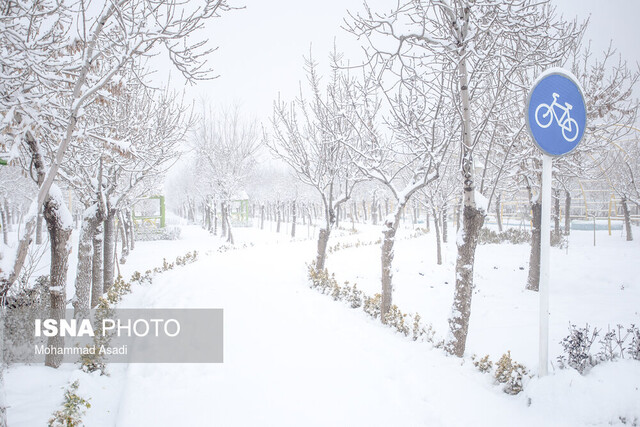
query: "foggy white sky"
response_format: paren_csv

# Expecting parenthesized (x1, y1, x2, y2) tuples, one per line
(157, 0, 640, 125)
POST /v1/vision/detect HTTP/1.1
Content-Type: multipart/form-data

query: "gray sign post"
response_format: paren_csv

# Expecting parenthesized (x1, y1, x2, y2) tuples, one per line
(526, 68, 587, 376)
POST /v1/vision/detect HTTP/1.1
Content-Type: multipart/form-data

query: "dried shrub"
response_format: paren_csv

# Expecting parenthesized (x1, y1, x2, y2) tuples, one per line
(494, 351, 529, 395)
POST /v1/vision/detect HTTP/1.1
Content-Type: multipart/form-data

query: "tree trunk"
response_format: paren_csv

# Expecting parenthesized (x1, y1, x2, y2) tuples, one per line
(91, 225, 103, 308)
(213, 204, 218, 235)
(127, 209, 135, 251)
(43, 192, 73, 368)
(3, 209, 38, 293)
(447, 47, 484, 358)
(188, 200, 195, 223)
(20, 134, 71, 367)
(3, 202, 10, 233)
(118, 211, 128, 262)
(226, 213, 234, 245)
(527, 201, 542, 291)
(372, 196, 378, 225)
(260, 205, 265, 230)
(315, 227, 330, 271)
(622, 197, 633, 241)
(447, 204, 484, 357)
(553, 189, 560, 240)
(362, 200, 368, 222)
(291, 201, 296, 238)
(276, 202, 281, 233)
(0, 362, 7, 427)
(36, 211, 44, 245)
(432, 207, 442, 265)
(564, 190, 571, 235)
(496, 194, 503, 232)
(72, 208, 101, 319)
(204, 202, 211, 231)
(103, 210, 116, 293)
(221, 202, 227, 238)
(380, 207, 403, 323)
(442, 205, 448, 243)
(0, 208, 7, 245)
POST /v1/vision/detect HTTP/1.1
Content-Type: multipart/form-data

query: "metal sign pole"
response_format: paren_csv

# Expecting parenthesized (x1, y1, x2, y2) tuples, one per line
(539, 154, 552, 376)
(527, 68, 586, 377)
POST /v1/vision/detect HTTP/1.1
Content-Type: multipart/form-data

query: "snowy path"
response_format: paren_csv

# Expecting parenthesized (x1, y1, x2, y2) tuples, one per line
(110, 231, 543, 427)
(6, 224, 639, 426)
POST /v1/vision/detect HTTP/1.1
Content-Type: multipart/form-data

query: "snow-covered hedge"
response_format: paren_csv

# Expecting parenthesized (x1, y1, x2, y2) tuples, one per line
(557, 323, 640, 375)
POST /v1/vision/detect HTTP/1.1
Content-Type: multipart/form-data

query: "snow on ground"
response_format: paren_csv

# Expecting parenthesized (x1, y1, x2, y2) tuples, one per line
(327, 223, 640, 369)
(5, 217, 640, 426)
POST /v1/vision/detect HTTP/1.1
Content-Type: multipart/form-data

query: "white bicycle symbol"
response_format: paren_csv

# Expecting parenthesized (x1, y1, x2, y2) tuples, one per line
(534, 93, 579, 142)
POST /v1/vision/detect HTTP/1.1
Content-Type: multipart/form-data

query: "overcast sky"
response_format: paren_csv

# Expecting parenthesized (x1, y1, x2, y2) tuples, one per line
(157, 0, 640, 125)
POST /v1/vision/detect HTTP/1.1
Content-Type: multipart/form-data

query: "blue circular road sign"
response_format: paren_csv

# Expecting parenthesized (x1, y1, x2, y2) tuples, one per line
(526, 69, 587, 157)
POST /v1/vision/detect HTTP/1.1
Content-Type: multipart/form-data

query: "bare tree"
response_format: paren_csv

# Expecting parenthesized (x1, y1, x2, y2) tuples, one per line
(575, 46, 639, 242)
(346, 0, 580, 356)
(61, 71, 191, 319)
(268, 56, 361, 270)
(192, 104, 260, 244)
(2, 0, 232, 297)
(523, 44, 640, 289)
(418, 148, 460, 266)
(346, 73, 447, 322)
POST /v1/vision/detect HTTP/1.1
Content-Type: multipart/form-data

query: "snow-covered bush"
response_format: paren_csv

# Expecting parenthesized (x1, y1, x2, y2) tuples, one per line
(48, 380, 91, 427)
(470, 352, 530, 395)
(627, 325, 640, 361)
(80, 276, 131, 374)
(363, 293, 382, 319)
(597, 324, 628, 362)
(307, 264, 334, 295)
(494, 351, 529, 395)
(478, 227, 530, 245)
(307, 264, 438, 343)
(412, 314, 426, 342)
(407, 227, 430, 239)
(135, 225, 181, 241)
(344, 283, 363, 309)
(384, 304, 410, 336)
(175, 251, 198, 266)
(550, 231, 567, 249)
(129, 270, 152, 285)
(422, 323, 440, 346)
(3, 275, 49, 363)
(557, 324, 599, 374)
(327, 237, 382, 254)
(557, 323, 640, 374)
(308, 265, 363, 309)
(331, 280, 342, 301)
(472, 354, 493, 373)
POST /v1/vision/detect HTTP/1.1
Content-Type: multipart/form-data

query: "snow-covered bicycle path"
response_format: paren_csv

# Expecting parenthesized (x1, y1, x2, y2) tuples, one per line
(110, 229, 543, 427)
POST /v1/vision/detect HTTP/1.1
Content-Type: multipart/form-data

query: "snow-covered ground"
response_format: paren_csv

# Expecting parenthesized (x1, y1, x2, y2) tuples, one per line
(5, 217, 640, 426)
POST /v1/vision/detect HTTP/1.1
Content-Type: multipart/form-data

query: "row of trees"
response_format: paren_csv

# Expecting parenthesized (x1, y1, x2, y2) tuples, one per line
(0, 1, 233, 394)
(67, 0, 638, 366)
(264, 0, 639, 358)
